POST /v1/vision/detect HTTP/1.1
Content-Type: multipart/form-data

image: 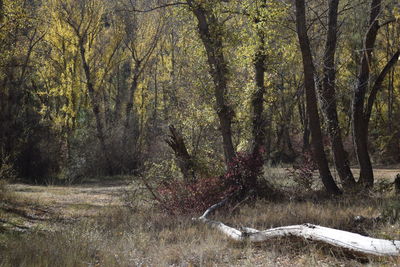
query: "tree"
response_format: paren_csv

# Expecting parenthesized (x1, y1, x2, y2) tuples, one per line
(56, 0, 116, 175)
(352, 0, 399, 188)
(0, 0, 48, 180)
(186, 0, 236, 165)
(251, 1, 268, 156)
(295, 0, 341, 195)
(319, 0, 356, 190)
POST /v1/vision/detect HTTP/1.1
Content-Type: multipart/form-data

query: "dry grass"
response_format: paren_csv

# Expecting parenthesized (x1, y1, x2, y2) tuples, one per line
(1, 171, 400, 266)
(1, 206, 368, 267)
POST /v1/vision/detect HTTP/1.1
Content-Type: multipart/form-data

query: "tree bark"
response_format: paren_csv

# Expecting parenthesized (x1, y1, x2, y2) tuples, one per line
(0, 0, 3, 24)
(320, 0, 356, 190)
(194, 199, 400, 257)
(196, 218, 400, 257)
(365, 50, 400, 124)
(165, 125, 196, 183)
(295, 0, 341, 195)
(123, 62, 140, 145)
(187, 0, 236, 165)
(352, 0, 381, 188)
(251, 37, 267, 156)
(300, 98, 311, 152)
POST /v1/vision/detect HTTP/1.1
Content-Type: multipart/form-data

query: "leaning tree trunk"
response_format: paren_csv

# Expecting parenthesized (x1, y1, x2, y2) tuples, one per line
(295, 0, 341, 195)
(320, 0, 356, 190)
(365, 50, 400, 126)
(187, 0, 236, 165)
(165, 125, 196, 183)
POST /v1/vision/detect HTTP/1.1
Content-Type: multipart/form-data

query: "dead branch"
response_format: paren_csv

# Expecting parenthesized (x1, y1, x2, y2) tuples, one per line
(194, 200, 400, 257)
(165, 125, 196, 182)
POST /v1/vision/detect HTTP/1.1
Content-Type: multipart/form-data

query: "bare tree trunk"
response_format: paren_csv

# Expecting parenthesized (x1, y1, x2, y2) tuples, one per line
(320, 0, 356, 190)
(166, 125, 195, 183)
(187, 0, 236, 165)
(195, 200, 400, 257)
(295, 0, 341, 195)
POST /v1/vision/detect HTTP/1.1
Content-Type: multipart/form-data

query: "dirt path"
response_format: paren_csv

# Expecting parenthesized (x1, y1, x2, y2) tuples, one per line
(267, 167, 400, 181)
(1, 178, 131, 232)
(350, 168, 400, 181)
(1, 167, 399, 232)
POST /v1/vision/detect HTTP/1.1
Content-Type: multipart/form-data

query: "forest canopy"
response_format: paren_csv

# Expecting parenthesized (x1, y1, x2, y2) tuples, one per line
(0, 0, 399, 193)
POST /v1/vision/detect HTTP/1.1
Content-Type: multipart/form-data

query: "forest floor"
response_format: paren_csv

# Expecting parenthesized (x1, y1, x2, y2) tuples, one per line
(1, 167, 400, 266)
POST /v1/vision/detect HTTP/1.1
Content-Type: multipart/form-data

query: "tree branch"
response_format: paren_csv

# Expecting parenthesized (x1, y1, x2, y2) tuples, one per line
(122, 2, 187, 13)
(365, 50, 400, 124)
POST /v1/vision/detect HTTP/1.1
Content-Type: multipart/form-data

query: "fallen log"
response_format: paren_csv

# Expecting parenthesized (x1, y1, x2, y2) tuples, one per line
(194, 200, 400, 257)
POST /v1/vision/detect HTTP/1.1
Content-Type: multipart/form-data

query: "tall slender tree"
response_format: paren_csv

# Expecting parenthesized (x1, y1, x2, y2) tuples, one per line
(295, 0, 341, 195)
(319, 0, 356, 190)
(353, 0, 399, 188)
(186, 0, 236, 165)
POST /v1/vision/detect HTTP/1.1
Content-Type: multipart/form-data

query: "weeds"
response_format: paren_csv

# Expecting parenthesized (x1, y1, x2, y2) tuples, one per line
(286, 152, 317, 192)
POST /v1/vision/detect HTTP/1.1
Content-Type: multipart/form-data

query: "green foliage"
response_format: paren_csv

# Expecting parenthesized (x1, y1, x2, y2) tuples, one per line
(0, 0, 400, 184)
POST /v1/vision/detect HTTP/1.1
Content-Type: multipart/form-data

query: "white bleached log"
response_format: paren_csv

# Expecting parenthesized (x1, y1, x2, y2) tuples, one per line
(195, 201, 400, 257)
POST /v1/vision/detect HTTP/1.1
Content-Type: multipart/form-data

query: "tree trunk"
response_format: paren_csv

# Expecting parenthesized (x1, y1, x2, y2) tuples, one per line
(295, 0, 341, 195)
(352, 0, 381, 188)
(320, 0, 356, 190)
(166, 125, 196, 183)
(194, 199, 400, 257)
(123, 61, 141, 145)
(251, 38, 267, 156)
(0, 0, 3, 23)
(187, 0, 236, 165)
(298, 94, 310, 152)
(78, 39, 114, 175)
(114, 61, 131, 123)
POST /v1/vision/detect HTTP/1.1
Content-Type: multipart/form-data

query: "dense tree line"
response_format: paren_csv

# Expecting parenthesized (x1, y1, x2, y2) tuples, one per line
(0, 0, 399, 193)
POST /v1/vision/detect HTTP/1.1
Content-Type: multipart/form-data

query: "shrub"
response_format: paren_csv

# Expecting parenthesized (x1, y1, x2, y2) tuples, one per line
(152, 152, 264, 214)
(286, 152, 316, 191)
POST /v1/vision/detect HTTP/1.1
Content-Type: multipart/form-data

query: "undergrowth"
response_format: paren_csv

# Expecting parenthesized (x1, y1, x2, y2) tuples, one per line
(149, 152, 265, 214)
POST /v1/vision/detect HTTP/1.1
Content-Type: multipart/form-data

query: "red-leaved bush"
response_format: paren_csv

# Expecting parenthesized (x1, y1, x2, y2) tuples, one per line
(154, 151, 264, 214)
(286, 151, 316, 190)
